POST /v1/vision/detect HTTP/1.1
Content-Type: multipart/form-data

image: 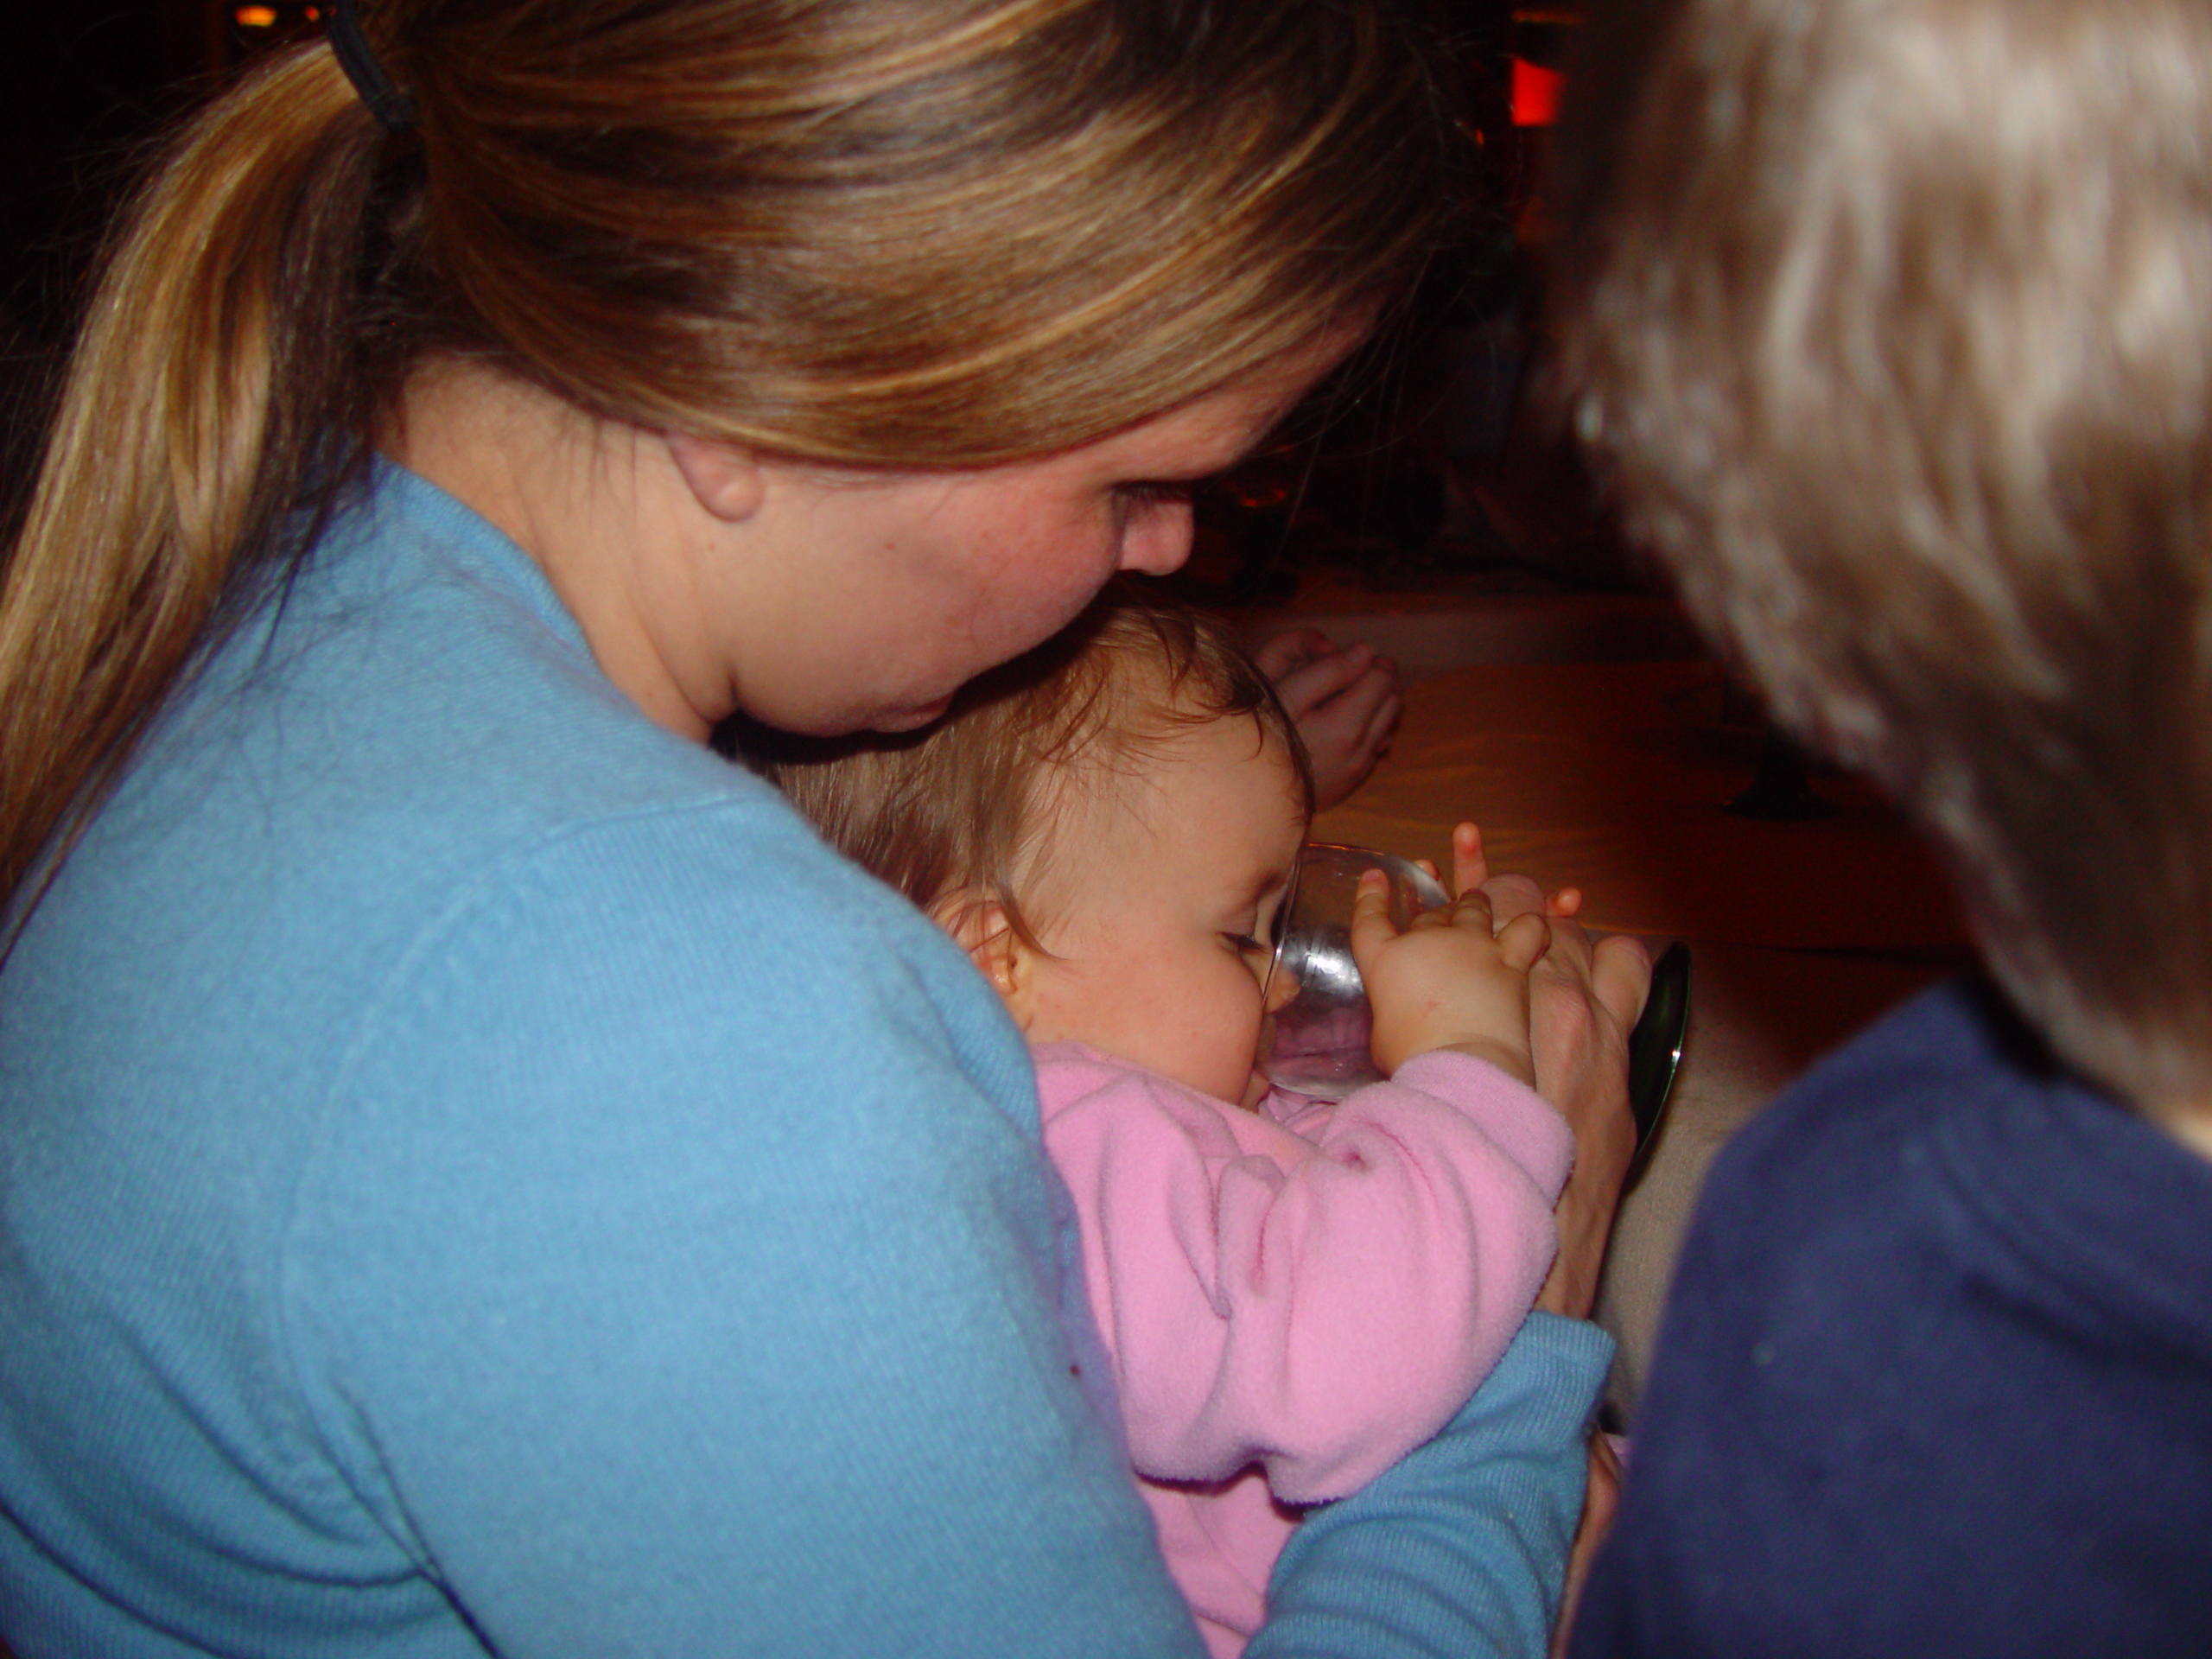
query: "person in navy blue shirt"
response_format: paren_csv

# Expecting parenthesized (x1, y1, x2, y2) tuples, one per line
(1544, 0, 2212, 1650)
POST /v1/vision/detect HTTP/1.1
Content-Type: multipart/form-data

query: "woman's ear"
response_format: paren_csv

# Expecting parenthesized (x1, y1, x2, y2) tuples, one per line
(930, 892, 1038, 1030)
(664, 432, 766, 522)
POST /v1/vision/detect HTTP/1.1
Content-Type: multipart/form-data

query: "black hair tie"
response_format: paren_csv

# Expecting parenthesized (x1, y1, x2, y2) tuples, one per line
(329, 0, 419, 133)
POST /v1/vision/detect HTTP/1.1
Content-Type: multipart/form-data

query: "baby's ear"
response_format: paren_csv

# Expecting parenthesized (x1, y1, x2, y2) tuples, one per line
(929, 891, 1037, 1029)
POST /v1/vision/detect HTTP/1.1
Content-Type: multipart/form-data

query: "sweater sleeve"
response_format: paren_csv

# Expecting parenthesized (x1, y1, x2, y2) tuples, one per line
(1039, 1046, 1573, 1504)
(1254, 1314, 1613, 1659)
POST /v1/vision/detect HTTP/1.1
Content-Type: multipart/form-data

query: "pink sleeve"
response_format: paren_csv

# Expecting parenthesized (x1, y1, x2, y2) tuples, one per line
(1035, 1044, 1572, 1506)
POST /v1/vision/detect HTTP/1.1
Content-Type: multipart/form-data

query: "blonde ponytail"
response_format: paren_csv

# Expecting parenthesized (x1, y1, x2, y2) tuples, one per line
(0, 45, 396, 934)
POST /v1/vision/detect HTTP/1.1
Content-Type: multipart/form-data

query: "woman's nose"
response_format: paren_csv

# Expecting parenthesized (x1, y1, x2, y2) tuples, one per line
(1116, 502, 1193, 575)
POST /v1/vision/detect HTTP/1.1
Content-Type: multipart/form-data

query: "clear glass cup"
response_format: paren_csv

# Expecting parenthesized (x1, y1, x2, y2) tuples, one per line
(1259, 842, 1690, 1152)
(1260, 844, 1449, 1101)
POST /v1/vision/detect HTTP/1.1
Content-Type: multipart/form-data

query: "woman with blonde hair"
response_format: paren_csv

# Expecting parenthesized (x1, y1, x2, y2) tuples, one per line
(0, 1, 1643, 1653)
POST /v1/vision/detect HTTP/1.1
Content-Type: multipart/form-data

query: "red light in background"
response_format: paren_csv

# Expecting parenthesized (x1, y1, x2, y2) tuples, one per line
(1511, 58, 1562, 126)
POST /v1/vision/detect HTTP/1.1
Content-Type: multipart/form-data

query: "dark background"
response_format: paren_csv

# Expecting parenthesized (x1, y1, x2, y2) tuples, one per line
(0, 0, 324, 509)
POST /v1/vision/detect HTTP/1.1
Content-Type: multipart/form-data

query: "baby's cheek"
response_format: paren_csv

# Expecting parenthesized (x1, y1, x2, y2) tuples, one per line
(1217, 998, 1272, 1109)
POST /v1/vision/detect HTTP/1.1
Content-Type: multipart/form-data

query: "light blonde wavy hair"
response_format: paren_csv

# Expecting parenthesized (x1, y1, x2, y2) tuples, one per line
(0, 0, 1465, 944)
(1549, 0, 2212, 1107)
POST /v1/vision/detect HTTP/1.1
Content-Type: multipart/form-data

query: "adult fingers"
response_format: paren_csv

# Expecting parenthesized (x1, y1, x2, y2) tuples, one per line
(1252, 626, 1331, 683)
(1328, 658, 1398, 727)
(1411, 882, 1498, 935)
(1357, 684, 1402, 754)
(1298, 660, 1395, 743)
(1480, 870, 1548, 925)
(1591, 932, 1654, 1031)
(1550, 1436, 1624, 1659)
(1274, 640, 1378, 717)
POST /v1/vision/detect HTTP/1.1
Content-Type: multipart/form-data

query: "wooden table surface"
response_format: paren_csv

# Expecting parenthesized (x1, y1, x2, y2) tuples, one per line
(1315, 658, 1967, 953)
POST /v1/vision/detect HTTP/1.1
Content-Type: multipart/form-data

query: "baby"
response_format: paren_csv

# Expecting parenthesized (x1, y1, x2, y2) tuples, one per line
(747, 587, 1579, 1657)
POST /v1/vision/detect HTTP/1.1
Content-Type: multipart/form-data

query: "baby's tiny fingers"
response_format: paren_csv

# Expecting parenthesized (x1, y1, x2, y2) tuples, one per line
(1451, 822, 1491, 897)
(1443, 884, 1498, 932)
(1496, 910, 1553, 972)
(1346, 868, 1402, 963)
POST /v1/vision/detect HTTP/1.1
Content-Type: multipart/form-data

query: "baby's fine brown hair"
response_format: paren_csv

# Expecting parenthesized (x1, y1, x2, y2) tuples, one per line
(741, 582, 1313, 950)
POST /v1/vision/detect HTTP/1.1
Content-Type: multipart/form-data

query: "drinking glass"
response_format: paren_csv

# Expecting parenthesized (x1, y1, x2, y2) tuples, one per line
(1260, 842, 1690, 1151)
(1260, 844, 1448, 1101)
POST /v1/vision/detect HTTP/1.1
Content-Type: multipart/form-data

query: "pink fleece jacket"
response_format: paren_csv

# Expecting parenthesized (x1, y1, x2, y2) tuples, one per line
(1035, 1042, 1575, 1658)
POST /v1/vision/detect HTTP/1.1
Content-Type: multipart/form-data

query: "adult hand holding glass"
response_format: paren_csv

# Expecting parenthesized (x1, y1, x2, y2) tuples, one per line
(1417, 828, 1650, 1321)
(1264, 824, 1656, 1319)
(1389, 831, 1654, 1327)
(1480, 843, 1650, 1322)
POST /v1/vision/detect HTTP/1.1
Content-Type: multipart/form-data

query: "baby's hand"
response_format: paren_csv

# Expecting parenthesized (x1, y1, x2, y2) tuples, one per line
(1351, 824, 1548, 1085)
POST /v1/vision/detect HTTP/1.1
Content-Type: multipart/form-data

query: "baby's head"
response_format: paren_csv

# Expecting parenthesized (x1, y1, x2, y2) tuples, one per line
(755, 585, 1314, 1107)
